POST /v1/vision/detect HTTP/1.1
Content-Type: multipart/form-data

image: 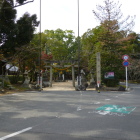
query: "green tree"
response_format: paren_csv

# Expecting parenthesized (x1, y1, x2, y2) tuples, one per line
(0, 0, 39, 83)
(44, 29, 77, 61)
(16, 13, 39, 47)
(0, 0, 16, 54)
(31, 29, 78, 64)
(0, 1, 39, 58)
(81, 0, 136, 86)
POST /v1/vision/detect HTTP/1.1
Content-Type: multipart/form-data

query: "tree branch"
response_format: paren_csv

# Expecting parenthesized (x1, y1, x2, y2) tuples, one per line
(14, 0, 34, 8)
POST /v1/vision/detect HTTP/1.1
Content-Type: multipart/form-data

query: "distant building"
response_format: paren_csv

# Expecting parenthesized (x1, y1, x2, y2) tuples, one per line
(6, 64, 19, 75)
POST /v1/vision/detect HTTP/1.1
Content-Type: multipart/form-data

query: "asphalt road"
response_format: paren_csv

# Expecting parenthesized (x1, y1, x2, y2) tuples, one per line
(0, 82, 140, 140)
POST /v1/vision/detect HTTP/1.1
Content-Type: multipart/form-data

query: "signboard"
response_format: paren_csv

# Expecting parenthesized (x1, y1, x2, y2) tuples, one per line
(122, 55, 129, 61)
(104, 72, 114, 79)
(123, 61, 129, 67)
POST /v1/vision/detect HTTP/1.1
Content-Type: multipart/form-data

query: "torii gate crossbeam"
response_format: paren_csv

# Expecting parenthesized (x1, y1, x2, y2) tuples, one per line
(46, 65, 78, 87)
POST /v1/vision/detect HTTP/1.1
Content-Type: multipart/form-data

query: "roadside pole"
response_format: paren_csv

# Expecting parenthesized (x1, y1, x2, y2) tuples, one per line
(125, 66, 128, 90)
(96, 52, 101, 93)
(40, 76, 42, 90)
(122, 55, 129, 91)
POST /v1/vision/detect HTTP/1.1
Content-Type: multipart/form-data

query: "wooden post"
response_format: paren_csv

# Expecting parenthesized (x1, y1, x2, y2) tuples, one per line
(72, 65, 75, 87)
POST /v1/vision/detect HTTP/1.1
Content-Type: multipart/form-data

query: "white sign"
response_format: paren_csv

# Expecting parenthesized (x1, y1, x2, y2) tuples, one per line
(122, 55, 129, 60)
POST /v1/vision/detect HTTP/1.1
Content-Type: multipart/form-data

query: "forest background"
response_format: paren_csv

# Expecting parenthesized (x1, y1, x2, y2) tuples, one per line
(0, 0, 140, 87)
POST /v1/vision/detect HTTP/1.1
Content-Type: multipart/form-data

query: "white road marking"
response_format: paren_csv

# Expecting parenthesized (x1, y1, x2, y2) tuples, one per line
(0, 127, 32, 140)
(97, 110, 110, 115)
(77, 106, 82, 111)
(128, 107, 136, 114)
(12, 94, 24, 96)
(105, 99, 111, 100)
(94, 102, 100, 104)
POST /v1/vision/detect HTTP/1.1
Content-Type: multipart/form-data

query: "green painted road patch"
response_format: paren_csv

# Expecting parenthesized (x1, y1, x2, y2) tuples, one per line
(96, 104, 136, 114)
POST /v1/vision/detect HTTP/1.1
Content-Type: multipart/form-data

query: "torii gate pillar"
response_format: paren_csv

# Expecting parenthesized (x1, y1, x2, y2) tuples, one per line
(46, 64, 78, 87)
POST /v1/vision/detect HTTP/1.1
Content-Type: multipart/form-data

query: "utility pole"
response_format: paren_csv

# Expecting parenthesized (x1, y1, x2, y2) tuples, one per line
(77, 0, 80, 86)
(39, 0, 42, 90)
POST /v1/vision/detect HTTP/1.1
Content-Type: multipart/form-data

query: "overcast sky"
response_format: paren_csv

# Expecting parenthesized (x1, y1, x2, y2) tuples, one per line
(15, 0, 140, 36)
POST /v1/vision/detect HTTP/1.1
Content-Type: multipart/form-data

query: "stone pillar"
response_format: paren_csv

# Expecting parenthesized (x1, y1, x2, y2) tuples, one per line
(89, 70, 95, 88)
(50, 66, 52, 87)
(22, 71, 30, 87)
(72, 65, 75, 87)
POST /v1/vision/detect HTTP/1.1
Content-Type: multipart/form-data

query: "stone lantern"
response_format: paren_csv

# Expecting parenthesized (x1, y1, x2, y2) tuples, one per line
(22, 70, 30, 87)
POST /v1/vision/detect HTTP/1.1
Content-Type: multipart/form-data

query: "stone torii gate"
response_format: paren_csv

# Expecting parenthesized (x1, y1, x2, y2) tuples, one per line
(46, 64, 78, 87)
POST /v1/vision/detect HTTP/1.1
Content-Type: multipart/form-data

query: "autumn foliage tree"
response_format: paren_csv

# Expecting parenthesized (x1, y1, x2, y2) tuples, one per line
(81, 0, 137, 86)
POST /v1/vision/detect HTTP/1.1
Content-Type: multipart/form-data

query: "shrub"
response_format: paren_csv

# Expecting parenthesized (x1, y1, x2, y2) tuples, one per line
(8, 75, 24, 84)
(0, 78, 11, 87)
(103, 79, 119, 87)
